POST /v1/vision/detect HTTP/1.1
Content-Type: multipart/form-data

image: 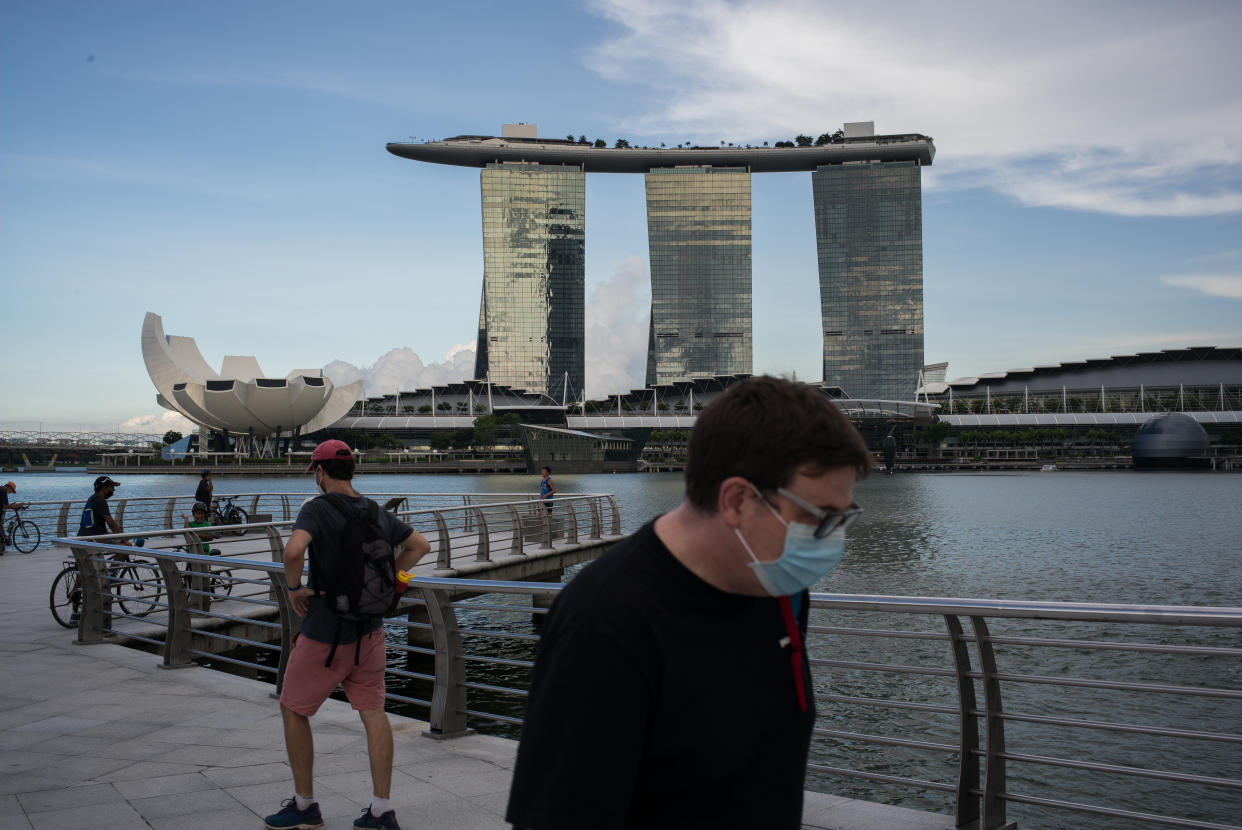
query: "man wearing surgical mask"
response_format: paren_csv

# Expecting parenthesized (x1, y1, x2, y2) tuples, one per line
(507, 376, 872, 830)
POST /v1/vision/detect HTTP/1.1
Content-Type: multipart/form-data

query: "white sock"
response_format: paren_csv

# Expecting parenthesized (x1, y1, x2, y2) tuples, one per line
(295, 794, 316, 811)
(370, 797, 392, 816)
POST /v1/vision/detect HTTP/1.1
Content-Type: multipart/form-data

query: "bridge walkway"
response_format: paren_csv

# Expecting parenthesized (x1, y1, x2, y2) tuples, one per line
(2, 547, 946, 829)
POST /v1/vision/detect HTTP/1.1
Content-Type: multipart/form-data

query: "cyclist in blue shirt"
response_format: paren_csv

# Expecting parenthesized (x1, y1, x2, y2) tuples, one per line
(78, 476, 127, 541)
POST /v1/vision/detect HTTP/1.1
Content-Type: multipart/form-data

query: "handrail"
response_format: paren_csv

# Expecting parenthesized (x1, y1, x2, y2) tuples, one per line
(53, 541, 1242, 830)
(17, 490, 617, 549)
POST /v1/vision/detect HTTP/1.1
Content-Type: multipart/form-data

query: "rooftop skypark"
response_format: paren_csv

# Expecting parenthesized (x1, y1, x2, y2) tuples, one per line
(386, 128, 935, 173)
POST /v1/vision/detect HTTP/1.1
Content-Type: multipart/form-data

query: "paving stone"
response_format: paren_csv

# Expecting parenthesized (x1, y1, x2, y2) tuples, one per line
(112, 771, 215, 799)
(9, 716, 105, 736)
(16, 782, 123, 813)
(24, 799, 146, 830)
(0, 815, 34, 830)
(130, 787, 245, 820)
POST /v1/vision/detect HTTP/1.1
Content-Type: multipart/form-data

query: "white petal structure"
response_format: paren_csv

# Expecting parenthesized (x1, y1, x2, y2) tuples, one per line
(142, 312, 362, 436)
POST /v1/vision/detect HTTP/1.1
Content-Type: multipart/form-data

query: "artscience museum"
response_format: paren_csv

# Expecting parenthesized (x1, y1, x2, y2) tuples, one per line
(141, 312, 362, 449)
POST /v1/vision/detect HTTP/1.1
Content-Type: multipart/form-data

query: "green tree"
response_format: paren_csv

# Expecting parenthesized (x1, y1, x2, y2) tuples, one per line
(795, 134, 813, 147)
(437, 401, 452, 411)
(593, 138, 606, 148)
(418, 404, 432, 413)
(429, 431, 453, 450)
(566, 134, 574, 141)
(162, 430, 183, 445)
(578, 135, 587, 143)
(615, 138, 631, 148)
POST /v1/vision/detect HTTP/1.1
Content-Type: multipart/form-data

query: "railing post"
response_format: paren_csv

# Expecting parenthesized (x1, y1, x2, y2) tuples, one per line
(606, 495, 621, 535)
(281, 494, 291, 521)
(418, 585, 474, 740)
(433, 510, 453, 570)
(588, 497, 602, 540)
(945, 615, 981, 829)
(113, 499, 127, 528)
(264, 525, 286, 563)
(970, 616, 1014, 830)
(273, 572, 298, 696)
(506, 505, 524, 556)
(264, 526, 286, 601)
(58, 502, 71, 537)
(158, 557, 194, 668)
(70, 546, 111, 644)
(565, 497, 579, 545)
(539, 508, 553, 550)
(473, 508, 490, 562)
(182, 532, 211, 612)
(164, 498, 177, 530)
(248, 494, 260, 517)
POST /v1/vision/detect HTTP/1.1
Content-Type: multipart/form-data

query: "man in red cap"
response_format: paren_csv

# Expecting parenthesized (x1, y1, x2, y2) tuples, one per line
(266, 439, 431, 830)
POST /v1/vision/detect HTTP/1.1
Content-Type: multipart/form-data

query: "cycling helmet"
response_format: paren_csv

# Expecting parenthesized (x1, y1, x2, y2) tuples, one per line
(191, 501, 208, 513)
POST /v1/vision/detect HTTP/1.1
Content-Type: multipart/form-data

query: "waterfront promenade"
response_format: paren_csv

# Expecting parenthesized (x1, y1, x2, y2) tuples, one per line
(1, 549, 948, 830)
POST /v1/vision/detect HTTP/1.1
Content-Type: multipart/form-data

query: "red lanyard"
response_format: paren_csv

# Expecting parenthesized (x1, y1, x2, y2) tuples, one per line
(778, 595, 807, 712)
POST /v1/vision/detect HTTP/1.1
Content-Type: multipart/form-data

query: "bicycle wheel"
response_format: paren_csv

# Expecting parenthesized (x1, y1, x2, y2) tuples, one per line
(50, 566, 81, 628)
(112, 564, 163, 618)
(12, 519, 41, 553)
(211, 568, 235, 598)
(227, 506, 248, 535)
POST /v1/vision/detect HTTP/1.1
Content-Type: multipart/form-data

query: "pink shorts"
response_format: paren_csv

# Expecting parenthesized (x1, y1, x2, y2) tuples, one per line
(279, 629, 387, 717)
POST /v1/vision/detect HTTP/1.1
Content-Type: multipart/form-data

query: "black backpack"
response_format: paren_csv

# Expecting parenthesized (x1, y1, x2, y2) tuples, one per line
(309, 493, 398, 666)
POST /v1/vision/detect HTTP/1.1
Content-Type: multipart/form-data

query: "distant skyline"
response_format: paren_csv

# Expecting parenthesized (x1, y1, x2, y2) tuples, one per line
(2, 0, 1239, 433)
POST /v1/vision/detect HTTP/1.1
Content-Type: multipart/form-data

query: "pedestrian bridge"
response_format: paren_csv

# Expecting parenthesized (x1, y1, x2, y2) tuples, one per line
(43, 528, 1242, 830)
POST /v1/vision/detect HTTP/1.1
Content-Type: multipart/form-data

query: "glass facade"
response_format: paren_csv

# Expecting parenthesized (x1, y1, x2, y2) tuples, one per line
(477, 163, 585, 400)
(813, 161, 924, 401)
(644, 167, 752, 387)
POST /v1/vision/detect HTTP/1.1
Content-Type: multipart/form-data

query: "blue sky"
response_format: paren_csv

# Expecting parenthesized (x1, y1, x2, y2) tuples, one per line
(2, 0, 1240, 433)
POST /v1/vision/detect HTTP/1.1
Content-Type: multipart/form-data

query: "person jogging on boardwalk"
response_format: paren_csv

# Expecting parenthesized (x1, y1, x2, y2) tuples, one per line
(265, 440, 431, 830)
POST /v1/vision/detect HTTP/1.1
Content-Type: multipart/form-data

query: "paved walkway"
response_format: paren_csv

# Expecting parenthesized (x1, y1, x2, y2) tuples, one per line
(1, 548, 948, 830)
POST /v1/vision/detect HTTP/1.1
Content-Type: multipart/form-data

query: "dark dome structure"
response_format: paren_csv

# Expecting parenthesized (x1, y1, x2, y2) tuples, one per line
(1132, 413, 1210, 469)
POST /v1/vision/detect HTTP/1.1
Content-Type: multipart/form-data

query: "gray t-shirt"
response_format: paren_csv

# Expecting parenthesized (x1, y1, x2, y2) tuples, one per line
(293, 493, 414, 644)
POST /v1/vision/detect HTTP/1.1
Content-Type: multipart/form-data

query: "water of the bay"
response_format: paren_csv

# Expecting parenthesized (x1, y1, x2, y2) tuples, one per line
(17, 469, 1240, 828)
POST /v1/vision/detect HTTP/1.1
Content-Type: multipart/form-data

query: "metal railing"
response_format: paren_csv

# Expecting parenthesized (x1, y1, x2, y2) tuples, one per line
(14, 491, 612, 550)
(54, 534, 1241, 830)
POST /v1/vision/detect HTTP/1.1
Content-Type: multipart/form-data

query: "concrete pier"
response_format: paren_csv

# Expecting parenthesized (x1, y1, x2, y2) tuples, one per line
(1, 550, 950, 830)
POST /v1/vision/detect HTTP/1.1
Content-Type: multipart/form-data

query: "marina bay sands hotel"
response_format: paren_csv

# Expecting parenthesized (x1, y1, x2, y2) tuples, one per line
(387, 122, 935, 402)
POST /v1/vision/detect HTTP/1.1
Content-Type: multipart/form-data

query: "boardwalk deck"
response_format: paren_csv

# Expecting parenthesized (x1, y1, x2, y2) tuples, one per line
(2, 546, 950, 830)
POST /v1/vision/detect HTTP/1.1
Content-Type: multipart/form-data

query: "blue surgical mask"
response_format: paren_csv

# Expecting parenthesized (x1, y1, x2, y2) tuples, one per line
(734, 490, 846, 597)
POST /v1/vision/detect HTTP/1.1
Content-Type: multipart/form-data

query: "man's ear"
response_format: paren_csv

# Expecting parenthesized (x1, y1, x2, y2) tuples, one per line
(716, 477, 753, 528)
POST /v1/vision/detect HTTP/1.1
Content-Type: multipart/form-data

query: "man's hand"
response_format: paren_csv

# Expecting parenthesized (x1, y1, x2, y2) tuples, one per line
(289, 586, 319, 617)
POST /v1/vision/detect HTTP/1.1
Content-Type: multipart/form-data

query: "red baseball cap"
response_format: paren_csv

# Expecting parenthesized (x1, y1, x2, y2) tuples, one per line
(305, 439, 354, 472)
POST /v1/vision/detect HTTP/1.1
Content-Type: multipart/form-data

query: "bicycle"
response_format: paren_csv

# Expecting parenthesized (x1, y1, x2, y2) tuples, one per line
(4, 506, 41, 553)
(49, 554, 164, 628)
(210, 496, 248, 536)
(175, 543, 235, 600)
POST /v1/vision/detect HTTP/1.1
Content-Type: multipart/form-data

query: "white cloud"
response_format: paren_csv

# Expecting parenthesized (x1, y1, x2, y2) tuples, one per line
(585, 0, 1242, 217)
(585, 256, 651, 399)
(322, 261, 652, 402)
(1159, 274, 1242, 300)
(120, 410, 196, 435)
(324, 344, 477, 398)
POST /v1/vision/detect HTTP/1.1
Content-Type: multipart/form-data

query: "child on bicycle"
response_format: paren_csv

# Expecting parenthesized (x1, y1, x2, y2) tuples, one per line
(181, 501, 218, 555)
